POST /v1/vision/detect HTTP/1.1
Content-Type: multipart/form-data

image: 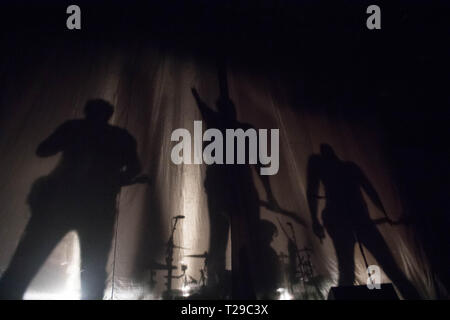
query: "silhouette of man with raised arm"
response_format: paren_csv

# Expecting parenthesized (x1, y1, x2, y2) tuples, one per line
(306, 144, 420, 299)
(0, 99, 144, 299)
(191, 63, 281, 299)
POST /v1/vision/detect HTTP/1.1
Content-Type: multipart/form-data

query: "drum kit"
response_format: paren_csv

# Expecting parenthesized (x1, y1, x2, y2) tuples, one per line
(148, 215, 209, 299)
(277, 219, 324, 300)
(149, 215, 323, 300)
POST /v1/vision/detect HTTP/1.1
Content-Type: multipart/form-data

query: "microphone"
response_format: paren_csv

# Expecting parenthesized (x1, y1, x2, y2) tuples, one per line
(173, 215, 185, 219)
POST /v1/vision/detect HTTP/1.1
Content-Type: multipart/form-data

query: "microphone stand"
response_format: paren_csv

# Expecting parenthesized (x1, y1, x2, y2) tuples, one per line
(165, 217, 181, 297)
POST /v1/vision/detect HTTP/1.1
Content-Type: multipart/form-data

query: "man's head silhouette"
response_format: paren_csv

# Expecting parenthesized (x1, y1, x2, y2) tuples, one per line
(320, 143, 338, 160)
(84, 99, 114, 123)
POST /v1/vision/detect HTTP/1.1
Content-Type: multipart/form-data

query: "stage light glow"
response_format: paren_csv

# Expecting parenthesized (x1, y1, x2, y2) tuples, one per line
(24, 231, 81, 300)
(181, 284, 191, 297)
(277, 288, 293, 300)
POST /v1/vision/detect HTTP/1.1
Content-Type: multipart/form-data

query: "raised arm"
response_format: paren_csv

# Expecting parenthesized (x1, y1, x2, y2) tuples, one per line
(191, 88, 216, 122)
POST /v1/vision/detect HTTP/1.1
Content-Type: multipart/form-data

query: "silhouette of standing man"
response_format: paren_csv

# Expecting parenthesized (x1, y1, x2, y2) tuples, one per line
(0, 99, 144, 299)
(191, 62, 281, 299)
(306, 144, 420, 299)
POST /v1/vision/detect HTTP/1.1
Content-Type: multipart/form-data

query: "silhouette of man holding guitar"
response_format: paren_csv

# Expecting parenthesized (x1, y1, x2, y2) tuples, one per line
(0, 99, 148, 299)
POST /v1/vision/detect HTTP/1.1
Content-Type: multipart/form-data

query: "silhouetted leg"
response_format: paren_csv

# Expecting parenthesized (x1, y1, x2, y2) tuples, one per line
(0, 215, 67, 299)
(235, 192, 260, 299)
(326, 223, 356, 286)
(233, 247, 256, 299)
(359, 224, 421, 299)
(77, 215, 114, 300)
(206, 197, 230, 290)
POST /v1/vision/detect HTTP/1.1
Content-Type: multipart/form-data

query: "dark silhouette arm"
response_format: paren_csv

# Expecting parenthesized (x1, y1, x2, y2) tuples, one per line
(355, 164, 388, 218)
(307, 156, 320, 223)
(191, 88, 216, 122)
(36, 122, 71, 157)
(307, 155, 325, 239)
(120, 134, 142, 186)
(252, 125, 306, 226)
(242, 121, 279, 207)
(256, 166, 278, 205)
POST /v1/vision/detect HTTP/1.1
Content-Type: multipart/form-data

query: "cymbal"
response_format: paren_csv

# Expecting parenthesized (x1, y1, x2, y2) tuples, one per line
(184, 252, 208, 259)
(148, 261, 177, 270)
